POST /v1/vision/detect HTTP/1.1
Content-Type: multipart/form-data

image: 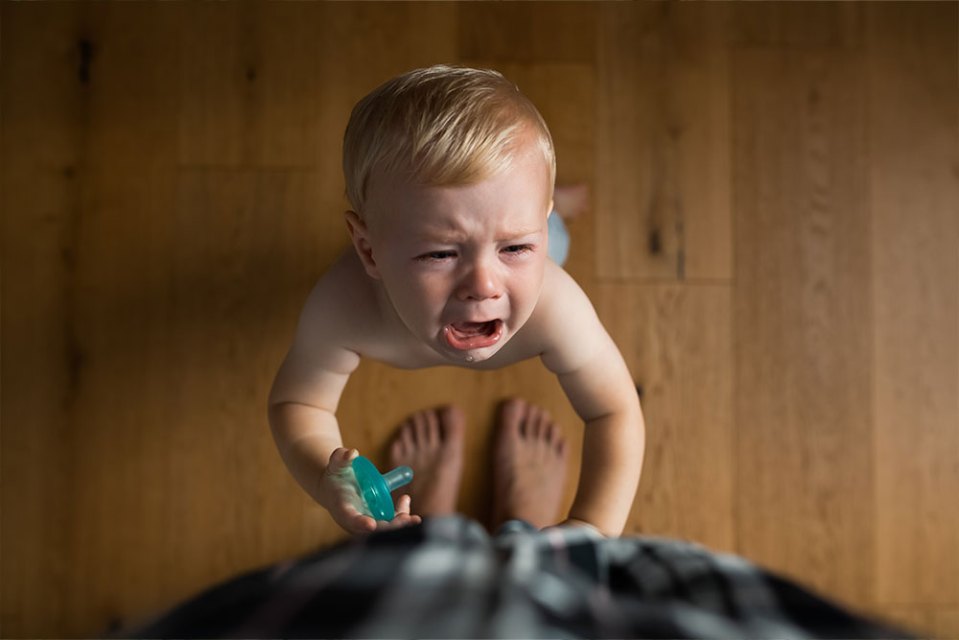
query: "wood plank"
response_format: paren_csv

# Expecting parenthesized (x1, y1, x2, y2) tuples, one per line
(867, 2, 959, 608)
(60, 168, 329, 634)
(49, 7, 181, 633)
(669, 4, 733, 282)
(0, 3, 85, 636)
(732, 48, 874, 608)
(935, 608, 959, 640)
(2, 1, 182, 634)
(64, 167, 180, 636)
(166, 169, 334, 596)
(596, 3, 732, 281)
(313, 2, 458, 210)
(729, 2, 864, 49)
(596, 283, 734, 551)
(178, 2, 321, 167)
(458, 2, 597, 64)
(25, 4, 227, 634)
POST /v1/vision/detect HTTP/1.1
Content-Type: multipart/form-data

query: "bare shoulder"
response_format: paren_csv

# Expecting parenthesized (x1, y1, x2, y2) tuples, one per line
(529, 263, 639, 422)
(299, 250, 381, 360)
(268, 251, 378, 408)
(528, 261, 611, 375)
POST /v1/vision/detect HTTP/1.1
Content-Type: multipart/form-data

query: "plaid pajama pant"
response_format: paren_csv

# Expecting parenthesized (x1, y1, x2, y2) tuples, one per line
(127, 516, 910, 639)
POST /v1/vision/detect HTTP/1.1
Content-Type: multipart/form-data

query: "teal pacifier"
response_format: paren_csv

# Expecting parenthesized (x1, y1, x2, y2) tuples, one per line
(351, 455, 414, 521)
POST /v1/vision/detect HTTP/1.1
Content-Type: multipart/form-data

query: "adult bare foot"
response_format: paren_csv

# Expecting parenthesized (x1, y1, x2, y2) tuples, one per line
(553, 183, 590, 221)
(490, 398, 569, 530)
(388, 405, 465, 517)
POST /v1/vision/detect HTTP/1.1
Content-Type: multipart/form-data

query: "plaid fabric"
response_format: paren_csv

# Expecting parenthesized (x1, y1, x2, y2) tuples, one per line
(127, 516, 910, 639)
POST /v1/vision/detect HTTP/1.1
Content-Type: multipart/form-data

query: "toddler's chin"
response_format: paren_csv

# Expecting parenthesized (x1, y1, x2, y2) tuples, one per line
(460, 344, 502, 363)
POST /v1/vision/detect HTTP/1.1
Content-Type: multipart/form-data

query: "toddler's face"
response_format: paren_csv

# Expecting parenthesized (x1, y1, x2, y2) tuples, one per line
(361, 139, 553, 364)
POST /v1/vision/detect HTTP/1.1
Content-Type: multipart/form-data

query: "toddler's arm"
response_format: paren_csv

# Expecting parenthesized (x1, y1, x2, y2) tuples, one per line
(555, 342, 644, 536)
(268, 281, 420, 534)
(539, 269, 646, 536)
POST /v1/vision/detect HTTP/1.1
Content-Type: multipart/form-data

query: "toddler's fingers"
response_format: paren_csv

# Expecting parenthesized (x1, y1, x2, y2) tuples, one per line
(388, 495, 421, 529)
(395, 514, 422, 528)
(350, 512, 377, 533)
(376, 512, 422, 532)
(395, 494, 413, 516)
(327, 447, 358, 470)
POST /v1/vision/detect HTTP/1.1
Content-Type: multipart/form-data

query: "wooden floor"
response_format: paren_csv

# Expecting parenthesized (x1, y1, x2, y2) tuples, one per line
(2, 2, 957, 637)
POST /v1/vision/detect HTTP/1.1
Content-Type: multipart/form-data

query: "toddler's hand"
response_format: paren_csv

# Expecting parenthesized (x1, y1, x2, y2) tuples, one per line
(319, 448, 422, 535)
(549, 517, 605, 536)
(371, 493, 421, 532)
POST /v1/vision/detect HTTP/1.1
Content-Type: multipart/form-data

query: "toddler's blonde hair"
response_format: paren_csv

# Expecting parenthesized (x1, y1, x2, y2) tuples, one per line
(343, 65, 556, 215)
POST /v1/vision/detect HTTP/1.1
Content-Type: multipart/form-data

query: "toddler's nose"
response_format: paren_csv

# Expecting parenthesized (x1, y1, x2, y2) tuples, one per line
(458, 261, 502, 301)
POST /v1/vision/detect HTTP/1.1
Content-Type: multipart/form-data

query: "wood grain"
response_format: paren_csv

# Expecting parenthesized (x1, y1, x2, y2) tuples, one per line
(596, 283, 734, 551)
(731, 48, 874, 607)
(458, 2, 597, 64)
(1, 4, 84, 635)
(728, 2, 864, 49)
(936, 608, 959, 639)
(867, 2, 959, 608)
(312, 2, 458, 216)
(596, 2, 732, 281)
(178, 2, 321, 167)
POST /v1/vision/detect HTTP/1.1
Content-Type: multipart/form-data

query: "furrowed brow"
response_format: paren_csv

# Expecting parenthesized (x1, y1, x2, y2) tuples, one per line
(497, 227, 542, 242)
(417, 228, 468, 244)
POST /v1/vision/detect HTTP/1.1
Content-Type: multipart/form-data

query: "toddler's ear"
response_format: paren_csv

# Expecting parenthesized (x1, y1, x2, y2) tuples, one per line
(345, 211, 381, 279)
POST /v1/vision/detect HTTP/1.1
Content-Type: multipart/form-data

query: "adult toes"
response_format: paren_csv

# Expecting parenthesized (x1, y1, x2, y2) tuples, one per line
(439, 405, 464, 436)
(499, 398, 526, 434)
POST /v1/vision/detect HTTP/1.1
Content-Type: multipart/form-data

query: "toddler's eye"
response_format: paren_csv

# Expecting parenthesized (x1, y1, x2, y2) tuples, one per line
(416, 250, 456, 262)
(502, 244, 533, 255)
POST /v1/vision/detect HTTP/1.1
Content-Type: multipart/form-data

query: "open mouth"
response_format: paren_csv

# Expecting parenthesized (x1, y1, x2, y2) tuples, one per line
(443, 319, 504, 351)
